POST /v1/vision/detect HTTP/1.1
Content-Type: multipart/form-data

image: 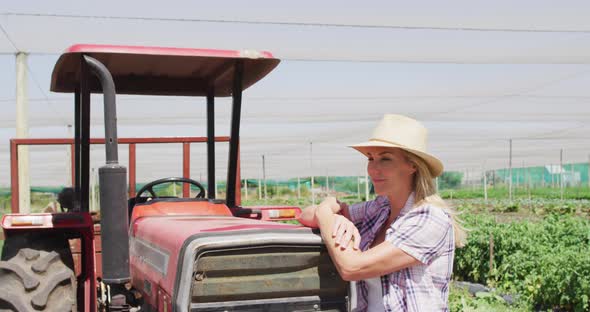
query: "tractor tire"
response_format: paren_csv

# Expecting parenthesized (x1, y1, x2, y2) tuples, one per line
(0, 248, 76, 312)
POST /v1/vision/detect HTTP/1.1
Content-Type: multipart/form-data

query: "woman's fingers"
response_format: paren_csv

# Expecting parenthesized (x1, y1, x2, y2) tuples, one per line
(331, 215, 361, 250)
(332, 216, 343, 237)
(335, 221, 346, 244)
(340, 228, 354, 250)
(336, 221, 353, 246)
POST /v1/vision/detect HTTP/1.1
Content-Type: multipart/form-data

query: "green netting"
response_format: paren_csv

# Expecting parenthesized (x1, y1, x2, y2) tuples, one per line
(494, 162, 589, 187)
(2, 162, 586, 198)
(0, 188, 10, 197)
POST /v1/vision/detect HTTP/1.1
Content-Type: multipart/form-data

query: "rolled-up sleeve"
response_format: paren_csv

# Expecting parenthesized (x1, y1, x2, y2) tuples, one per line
(387, 206, 451, 265)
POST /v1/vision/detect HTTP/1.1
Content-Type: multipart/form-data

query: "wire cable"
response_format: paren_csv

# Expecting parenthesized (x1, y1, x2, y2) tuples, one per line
(3, 12, 590, 34)
(0, 20, 70, 125)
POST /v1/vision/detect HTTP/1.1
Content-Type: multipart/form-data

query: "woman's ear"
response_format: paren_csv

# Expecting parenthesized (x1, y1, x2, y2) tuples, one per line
(408, 163, 417, 175)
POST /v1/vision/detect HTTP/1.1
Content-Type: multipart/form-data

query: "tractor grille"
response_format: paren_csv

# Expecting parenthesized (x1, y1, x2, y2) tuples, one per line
(190, 245, 348, 311)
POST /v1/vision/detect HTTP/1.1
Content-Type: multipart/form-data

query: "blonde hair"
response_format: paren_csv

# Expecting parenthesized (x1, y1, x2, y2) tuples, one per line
(403, 151, 467, 248)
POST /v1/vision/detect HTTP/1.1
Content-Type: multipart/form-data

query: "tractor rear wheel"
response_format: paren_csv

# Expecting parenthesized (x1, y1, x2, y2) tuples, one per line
(0, 247, 76, 312)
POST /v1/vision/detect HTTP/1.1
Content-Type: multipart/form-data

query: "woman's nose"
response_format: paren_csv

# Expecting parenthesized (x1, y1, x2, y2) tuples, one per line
(367, 161, 378, 176)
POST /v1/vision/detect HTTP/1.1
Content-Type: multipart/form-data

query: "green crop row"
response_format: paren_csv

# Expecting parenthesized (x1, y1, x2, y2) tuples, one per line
(440, 186, 590, 200)
(452, 198, 590, 217)
(454, 213, 590, 311)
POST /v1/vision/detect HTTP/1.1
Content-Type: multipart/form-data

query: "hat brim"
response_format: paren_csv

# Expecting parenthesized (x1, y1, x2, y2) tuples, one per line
(349, 141, 444, 177)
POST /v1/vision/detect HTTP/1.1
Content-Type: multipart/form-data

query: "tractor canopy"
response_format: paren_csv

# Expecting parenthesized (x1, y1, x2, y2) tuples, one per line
(50, 44, 280, 96)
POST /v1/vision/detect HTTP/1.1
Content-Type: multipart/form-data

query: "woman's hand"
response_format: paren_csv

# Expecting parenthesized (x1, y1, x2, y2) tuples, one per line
(299, 197, 345, 228)
(314, 200, 360, 250)
(319, 197, 341, 213)
(332, 215, 361, 250)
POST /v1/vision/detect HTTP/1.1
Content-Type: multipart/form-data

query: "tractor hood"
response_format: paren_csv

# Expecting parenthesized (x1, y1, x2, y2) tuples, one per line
(129, 216, 347, 311)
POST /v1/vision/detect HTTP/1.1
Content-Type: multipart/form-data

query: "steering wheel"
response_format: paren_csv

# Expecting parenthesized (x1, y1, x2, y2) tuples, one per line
(135, 177, 206, 200)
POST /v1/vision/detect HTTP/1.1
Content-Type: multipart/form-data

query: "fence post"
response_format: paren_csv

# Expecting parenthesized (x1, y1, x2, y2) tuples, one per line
(258, 179, 262, 200)
(244, 178, 248, 200)
(483, 169, 488, 204)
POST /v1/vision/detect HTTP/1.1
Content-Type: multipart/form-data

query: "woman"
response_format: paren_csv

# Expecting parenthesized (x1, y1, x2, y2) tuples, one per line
(299, 114, 466, 311)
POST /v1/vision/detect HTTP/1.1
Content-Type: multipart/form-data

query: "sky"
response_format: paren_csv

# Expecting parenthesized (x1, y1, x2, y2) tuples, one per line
(1, 1, 590, 186)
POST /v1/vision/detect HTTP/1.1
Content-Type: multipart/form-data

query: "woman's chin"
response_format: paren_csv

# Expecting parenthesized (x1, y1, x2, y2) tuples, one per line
(373, 188, 387, 196)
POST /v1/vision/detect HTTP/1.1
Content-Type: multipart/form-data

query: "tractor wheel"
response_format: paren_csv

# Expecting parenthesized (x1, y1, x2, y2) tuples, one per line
(0, 248, 77, 312)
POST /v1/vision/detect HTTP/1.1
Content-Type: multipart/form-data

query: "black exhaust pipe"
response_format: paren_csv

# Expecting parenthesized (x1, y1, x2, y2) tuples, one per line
(84, 55, 130, 285)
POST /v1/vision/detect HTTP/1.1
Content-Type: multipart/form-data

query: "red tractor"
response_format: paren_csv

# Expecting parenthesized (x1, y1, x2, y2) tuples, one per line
(1, 45, 349, 311)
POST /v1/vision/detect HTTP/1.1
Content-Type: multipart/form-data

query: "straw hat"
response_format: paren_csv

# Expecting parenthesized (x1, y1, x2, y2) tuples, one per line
(350, 114, 444, 177)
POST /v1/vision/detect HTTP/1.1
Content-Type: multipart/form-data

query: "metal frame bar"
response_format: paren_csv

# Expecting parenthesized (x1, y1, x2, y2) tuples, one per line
(74, 88, 81, 210)
(226, 61, 244, 208)
(129, 143, 136, 197)
(9, 137, 231, 213)
(80, 57, 91, 212)
(207, 88, 215, 199)
(182, 143, 191, 197)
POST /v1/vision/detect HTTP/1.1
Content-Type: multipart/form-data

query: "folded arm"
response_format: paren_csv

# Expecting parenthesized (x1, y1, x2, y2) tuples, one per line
(314, 200, 420, 281)
(297, 198, 351, 228)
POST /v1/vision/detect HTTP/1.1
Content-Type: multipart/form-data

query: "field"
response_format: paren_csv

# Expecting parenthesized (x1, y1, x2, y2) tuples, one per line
(1, 184, 590, 311)
(252, 186, 590, 311)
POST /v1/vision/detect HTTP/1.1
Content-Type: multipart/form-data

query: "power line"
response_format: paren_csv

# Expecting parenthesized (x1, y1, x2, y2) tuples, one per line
(425, 68, 590, 118)
(1, 51, 589, 64)
(0, 20, 69, 125)
(0, 18, 71, 125)
(0, 20, 19, 51)
(25, 64, 70, 125)
(3, 12, 590, 34)
(3, 94, 590, 104)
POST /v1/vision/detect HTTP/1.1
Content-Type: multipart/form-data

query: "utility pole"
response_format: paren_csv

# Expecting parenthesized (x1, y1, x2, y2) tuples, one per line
(244, 178, 248, 200)
(483, 166, 488, 204)
(214, 178, 218, 198)
(258, 179, 262, 200)
(357, 176, 361, 200)
(16, 52, 30, 213)
(509, 139, 513, 201)
(262, 155, 267, 200)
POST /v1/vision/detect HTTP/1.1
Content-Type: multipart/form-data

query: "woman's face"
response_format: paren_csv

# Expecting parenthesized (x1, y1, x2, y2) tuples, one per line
(366, 147, 416, 196)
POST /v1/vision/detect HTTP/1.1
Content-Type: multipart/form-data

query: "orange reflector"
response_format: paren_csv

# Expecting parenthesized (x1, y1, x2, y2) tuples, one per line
(279, 209, 296, 218)
(267, 209, 297, 219)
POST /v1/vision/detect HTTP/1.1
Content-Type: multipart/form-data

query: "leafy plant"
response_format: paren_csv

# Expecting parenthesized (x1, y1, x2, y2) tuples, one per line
(455, 214, 590, 311)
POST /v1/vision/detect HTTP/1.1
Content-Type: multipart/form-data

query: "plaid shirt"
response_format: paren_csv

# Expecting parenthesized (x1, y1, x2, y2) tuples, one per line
(348, 193, 454, 312)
